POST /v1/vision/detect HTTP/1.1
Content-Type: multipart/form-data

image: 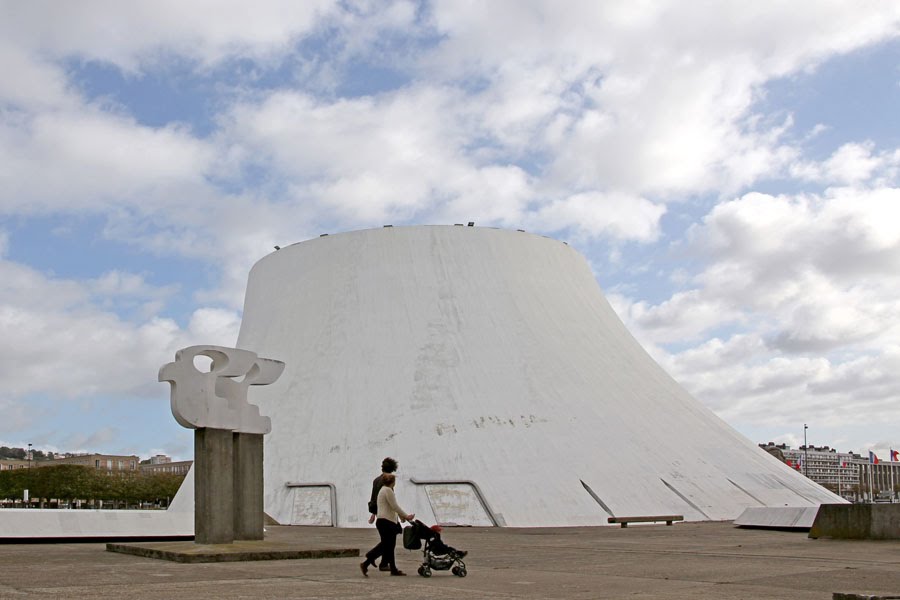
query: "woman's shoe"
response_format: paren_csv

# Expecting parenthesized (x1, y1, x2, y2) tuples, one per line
(390, 570, 407, 576)
(360, 561, 369, 577)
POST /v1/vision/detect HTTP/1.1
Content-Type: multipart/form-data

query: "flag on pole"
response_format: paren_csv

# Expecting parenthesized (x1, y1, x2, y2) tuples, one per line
(891, 449, 898, 503)
(891, 448, 899, 462)
(869, 451, 880, 465)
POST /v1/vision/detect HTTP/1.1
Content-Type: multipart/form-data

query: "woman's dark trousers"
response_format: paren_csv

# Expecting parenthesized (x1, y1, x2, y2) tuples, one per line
(364, 518, 399, 573)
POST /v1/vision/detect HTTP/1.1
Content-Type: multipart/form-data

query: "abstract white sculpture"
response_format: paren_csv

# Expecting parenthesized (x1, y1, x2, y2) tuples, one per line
(158, 345, 284, 434)
(158, 345, 284, 543)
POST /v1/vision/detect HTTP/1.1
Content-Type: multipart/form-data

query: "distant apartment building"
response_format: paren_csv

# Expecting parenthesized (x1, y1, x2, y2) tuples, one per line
(760, 443, 860, 500)
(44, 454, 139, 472)
(4, 452, 190, 476)
(0, 459, 29, 471)
(139, 460, 192, 476)
(760, 442, 900, 502)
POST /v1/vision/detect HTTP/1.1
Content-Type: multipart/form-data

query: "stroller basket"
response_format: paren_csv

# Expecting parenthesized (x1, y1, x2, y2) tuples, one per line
(402, 519, 432, 550)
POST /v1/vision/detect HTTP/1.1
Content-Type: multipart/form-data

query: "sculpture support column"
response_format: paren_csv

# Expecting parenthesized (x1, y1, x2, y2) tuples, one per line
(194, 428, 234, 545)
(233, 432, 264, 540)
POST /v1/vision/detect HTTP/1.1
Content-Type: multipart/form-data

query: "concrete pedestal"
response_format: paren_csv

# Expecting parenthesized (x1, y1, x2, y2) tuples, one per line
(194, 428, 234, 544)
(233, 432, 264, 541)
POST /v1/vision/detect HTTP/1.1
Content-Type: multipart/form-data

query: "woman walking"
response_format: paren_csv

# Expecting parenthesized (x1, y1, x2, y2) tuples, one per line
(360, 473, 415, 576)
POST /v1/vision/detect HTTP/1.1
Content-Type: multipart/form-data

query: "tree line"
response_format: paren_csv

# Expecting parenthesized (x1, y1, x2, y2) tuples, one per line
(0, 464, 184, 509)
(0, 446, 55, 460)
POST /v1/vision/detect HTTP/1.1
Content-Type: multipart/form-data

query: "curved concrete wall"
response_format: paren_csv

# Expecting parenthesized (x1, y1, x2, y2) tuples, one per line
(237, 226, 843, 527)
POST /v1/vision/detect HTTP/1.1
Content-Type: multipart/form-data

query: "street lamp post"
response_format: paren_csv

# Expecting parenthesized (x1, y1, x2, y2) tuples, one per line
(803, 425, 808, 478)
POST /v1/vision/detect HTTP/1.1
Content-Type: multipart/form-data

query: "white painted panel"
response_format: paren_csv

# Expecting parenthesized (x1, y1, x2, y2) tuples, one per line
(734, 506, 820, 528)
(290, 487, 332, 526)
(424, 484, 493, 526)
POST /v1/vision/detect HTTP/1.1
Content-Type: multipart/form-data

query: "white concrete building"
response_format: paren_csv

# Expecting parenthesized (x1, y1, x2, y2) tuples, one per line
(236, 225, 843, 527)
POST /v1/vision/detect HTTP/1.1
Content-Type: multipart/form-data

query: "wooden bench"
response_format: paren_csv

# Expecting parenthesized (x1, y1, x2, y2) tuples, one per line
(607, 515, 683, 528)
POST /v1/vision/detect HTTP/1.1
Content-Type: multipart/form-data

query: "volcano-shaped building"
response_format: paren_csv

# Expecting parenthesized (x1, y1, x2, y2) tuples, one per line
(235, 225, 842, 527)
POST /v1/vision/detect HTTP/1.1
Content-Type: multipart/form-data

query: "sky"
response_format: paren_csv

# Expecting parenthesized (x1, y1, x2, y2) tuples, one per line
(1, 1, 899, 463)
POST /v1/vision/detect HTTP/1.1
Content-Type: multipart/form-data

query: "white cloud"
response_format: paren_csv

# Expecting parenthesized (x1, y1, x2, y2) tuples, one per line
(0, 399, 32, 435)
(0, 257, 240, 400)
(424, 1, 900, 197)
(0, 1, 899, 456)
(692, 188, 900, 288)
(611, 289, 742, 344)
(0, 108, 216, 215)
(808, 347, 900, 400)
(186, 307, 242, 345)
(0, 0, 340, 71)
(212, 86, 538, 238)
(220, 87, 472, 220)
(616, 181, 900, 450)
(66, 427, 120, 454)
(2, 1, 898, 266)
(88, 271, 179, 320)
(790, 142, 900, 185)
(90, 271, 176, 300)
(0, 40, 77, 110)
(661, 333, 900, 442)
(527, 192, 665, 243)
(217, 85, 664, 242)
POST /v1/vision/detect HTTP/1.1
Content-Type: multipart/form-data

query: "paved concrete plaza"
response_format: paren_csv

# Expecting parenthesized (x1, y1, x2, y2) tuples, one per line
(1, 522, 899, 599)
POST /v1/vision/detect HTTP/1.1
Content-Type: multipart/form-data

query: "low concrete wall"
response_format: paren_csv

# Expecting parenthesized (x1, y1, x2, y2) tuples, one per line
(833, 594, 900, 599)
(0, 466, 193, 539)
(809, 503, 900, 540)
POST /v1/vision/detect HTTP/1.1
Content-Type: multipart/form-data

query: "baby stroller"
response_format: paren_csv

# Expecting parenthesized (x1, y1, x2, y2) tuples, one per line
(402, 519, 468, 577)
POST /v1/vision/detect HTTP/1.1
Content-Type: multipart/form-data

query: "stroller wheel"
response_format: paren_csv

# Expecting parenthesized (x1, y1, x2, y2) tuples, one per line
(453, 565, 467, 577)
(418, 565, 431, 577)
